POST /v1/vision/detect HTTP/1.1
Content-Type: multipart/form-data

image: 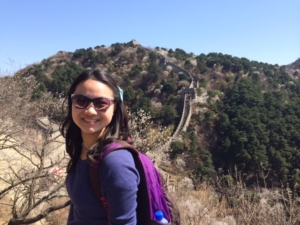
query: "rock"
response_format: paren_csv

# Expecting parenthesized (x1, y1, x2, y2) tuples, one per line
(209, 216, 236, 225)
(175, 158, 186, 171)
(179, 177, 194, 189)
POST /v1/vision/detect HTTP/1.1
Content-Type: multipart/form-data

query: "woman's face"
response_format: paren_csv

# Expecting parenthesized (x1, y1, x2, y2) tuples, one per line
(71, 79, 115, 141)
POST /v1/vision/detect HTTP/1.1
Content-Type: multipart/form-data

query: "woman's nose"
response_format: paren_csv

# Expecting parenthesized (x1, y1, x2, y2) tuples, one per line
(85, 103, 97, 114)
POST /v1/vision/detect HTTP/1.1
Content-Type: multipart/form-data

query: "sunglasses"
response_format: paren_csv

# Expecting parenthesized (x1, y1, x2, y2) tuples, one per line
(71, 94, 115, 112)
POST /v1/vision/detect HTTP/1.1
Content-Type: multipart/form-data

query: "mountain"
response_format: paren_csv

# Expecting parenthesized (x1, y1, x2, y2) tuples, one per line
(15, 40, 300, 190)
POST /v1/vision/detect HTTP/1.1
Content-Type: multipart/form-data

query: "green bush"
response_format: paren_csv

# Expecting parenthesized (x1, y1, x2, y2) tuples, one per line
(170, 141, 184, 159)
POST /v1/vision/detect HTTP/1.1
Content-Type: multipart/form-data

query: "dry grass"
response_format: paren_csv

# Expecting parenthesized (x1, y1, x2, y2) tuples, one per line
(175, 179, 300, 225)
(45, 203, 69, 225)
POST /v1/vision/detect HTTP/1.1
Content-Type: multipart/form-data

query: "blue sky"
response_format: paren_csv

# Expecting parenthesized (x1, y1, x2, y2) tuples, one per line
(1, 0, 299, 74)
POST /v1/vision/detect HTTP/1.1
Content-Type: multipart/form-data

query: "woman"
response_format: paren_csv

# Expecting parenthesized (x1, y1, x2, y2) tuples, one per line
(60, 70, 139, 225)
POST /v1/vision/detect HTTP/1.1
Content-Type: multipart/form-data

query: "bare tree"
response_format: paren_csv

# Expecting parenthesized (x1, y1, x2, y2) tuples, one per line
(128, 109, 173, 153)
(0, 74, 70, 224)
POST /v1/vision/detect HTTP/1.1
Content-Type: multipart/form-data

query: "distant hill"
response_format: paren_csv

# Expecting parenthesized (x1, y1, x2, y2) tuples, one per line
(14, 40, 300, 190)
(287, 58, 300, 70)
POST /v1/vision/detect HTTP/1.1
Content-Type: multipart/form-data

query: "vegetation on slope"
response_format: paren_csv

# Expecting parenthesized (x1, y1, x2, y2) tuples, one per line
(2, 40, 300, 224)
(15, 40, 300, 191)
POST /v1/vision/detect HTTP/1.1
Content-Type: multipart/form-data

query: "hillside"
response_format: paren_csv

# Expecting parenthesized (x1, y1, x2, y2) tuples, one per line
(14, 39, 300, 190)
(2, 40, 300, 224)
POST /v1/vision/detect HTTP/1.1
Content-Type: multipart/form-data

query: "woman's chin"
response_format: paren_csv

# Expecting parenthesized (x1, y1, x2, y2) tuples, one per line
(81, 128, 104, 136)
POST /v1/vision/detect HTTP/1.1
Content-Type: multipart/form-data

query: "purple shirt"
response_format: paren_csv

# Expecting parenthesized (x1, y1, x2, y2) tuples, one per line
(66, 149, 140, 225)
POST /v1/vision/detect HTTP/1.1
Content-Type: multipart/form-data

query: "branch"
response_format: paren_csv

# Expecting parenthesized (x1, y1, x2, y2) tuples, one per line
(7, 200, 71, 225)
(0, 173, 48, 198)
(9, 145, 39, 168)
(19, 180, 66, 219)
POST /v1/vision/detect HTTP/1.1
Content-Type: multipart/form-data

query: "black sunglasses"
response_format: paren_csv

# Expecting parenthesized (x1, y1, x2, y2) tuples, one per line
(71, 94, 115, 112)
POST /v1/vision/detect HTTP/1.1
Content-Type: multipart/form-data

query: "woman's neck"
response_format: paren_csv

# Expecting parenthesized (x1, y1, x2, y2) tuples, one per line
(81, 128, 105, 148)
(80, 128, 106, 160)
(82, 139, 98, 149)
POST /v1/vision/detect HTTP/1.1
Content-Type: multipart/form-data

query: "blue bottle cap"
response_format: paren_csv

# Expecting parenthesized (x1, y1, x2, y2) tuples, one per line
(155, 210, 164, 221)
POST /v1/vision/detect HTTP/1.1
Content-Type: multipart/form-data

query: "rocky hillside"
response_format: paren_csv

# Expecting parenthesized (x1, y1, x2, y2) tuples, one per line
(2, 41, 300, 224)
(15, 40, 300, 190)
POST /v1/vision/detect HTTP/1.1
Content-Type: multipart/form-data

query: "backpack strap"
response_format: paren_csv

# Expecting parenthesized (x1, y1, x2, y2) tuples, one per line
(88, 141, 141, 224)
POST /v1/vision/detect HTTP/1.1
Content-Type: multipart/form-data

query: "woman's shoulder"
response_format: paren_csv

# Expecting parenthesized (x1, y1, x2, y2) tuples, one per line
(103, 149, 135, 165)
(100, 148, 140, 183)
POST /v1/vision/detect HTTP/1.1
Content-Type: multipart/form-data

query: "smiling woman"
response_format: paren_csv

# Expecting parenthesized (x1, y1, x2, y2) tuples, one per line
(71, 79, 116, 151)
(60, 70, 139, 225)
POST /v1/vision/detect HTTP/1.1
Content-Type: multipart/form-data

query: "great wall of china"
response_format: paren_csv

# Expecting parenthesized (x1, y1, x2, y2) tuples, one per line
(154, 57, 198, 151)
(145, 57, 200, 191)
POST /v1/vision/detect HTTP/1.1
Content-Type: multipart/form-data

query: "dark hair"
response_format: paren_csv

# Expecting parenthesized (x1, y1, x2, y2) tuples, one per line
(60, 70, 131, 173)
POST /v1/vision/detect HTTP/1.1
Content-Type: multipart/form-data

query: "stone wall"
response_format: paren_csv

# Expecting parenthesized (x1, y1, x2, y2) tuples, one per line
(160, 58, 195, 139)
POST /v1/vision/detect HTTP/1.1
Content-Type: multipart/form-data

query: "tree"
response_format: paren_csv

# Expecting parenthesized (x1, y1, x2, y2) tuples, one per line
(48, 62, 84, 96)
(240, 57, 251, 72)
(137, 47, 146, 61)
(149, 52, 158, 63)
(170, 141, 184, 159)
(184, 60, 193, 70)
(128, 65, 143, 79)
(140, 64, 161, 90)
(3, 123, 69, 225)
(232, 63, 243, 73)
(94, 52, 108, 64)
(174, 48, 189, 61)
(147, 63, 161, 82)
(0, 75, 70, 224)
(128, 110, 173, 153)
(194, 147, 214, 181)
(160, 105, 178, 125)
(110, 43, 123, 56)
(189, 132, 198, 153)
(167, 49, 174, 57)
(222, 59, 232, 72)
(161, 82, 175, 95)
(199, 78, 207, 88)
(137, 96, 152, 113)
(123, 87, 136, 105)
(72, 48, 87, 59)
(206, 57, 219, 68)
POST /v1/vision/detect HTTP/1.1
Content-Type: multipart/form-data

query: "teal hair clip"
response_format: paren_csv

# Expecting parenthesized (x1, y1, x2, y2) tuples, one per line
(117, 86, 123, 102)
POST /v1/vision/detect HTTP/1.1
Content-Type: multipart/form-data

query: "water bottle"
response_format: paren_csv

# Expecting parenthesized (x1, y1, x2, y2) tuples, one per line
(154, 210, 169, 224)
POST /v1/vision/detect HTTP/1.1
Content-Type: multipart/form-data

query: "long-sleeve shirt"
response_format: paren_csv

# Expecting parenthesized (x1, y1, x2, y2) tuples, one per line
(66, 149, 140, 225)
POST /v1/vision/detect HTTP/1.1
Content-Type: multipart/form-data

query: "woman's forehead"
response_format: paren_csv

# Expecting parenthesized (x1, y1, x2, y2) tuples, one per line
(74, 79, 114, 97)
